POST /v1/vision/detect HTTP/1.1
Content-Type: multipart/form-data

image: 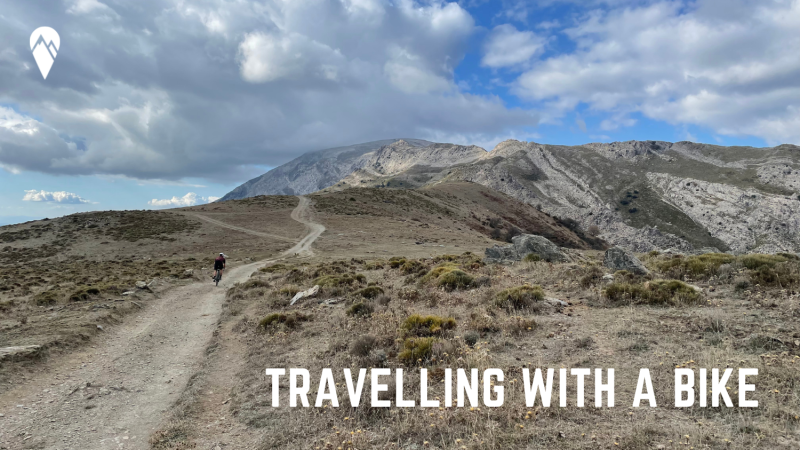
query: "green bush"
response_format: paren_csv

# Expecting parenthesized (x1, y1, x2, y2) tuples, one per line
(739, 254, 790, 270)
(657, 253, 735, 280)
(398, 337, 435, 365)
(523, 253, 541, 262)
(259, 312, 310, 329)
(401, 314, 456, 337)
(354, 286, 384, 299)
(604, 280, 701, 306)
(260, 264, 288, 273)
(437, 270, 474, 291)
(494, 285, 544, 310)
(313, 273, 366, 287)
(389, 256, 407, 268)
(400, 260, 426, 275)
(346, 301, 374, 317)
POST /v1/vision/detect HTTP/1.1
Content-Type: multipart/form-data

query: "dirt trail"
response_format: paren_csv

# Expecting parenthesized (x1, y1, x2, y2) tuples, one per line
(0, 196, 323, 450)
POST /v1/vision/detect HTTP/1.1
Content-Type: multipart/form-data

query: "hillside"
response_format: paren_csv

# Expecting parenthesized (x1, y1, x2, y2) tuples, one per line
(225, 139, 800, 254)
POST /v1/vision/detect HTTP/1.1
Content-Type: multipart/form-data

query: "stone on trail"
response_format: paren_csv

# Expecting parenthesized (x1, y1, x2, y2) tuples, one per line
(603, 247, 649, 275)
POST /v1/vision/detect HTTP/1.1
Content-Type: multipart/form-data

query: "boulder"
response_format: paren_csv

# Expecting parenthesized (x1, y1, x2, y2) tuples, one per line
(512, 234, 569, 262)
(484, 234, 568, 264)
(135, 281, 148, 289)
(603, 247, 649, 275)
(290, 285, 320, 306)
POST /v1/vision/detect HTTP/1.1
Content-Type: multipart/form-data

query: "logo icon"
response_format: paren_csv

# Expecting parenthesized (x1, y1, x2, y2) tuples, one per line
(30, 27, 60, 79)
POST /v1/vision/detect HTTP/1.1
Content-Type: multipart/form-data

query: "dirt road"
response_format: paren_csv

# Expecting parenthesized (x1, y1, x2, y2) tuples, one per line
(0, 197, 324, 450)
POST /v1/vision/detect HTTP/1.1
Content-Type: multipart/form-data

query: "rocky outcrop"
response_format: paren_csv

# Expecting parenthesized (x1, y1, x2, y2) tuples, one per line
(603, 247, 649, 275)
(485, 234, 568, 264)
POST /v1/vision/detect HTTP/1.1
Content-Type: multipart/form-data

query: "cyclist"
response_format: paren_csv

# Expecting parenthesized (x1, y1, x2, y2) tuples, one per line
(213, 253, 226, 283)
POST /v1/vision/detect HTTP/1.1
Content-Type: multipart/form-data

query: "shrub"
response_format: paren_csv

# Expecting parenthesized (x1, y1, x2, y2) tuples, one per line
(68, 286, 101, 302)
(604, 280, 701, 306)
(354, 286, 384, 299)
(259, 312, 310, 329)
(749, 264, 799, 287)
(579, 265, 604, 288)
(739, 254, 789, 270)
(346, 301, 374, 317)
(523, 253, 541, 262)
(364, 261, 385, 270)
(260, 264, 288, 273)
(313, 273, 365, 287)
(389, 256, 407, 268)
(351, 335, 377, 357)
(398, 337, 435, 365)
(401, 260, 427, 276)
(463, 331, 480, 347)
(279, 285, 301, 297)
(437, 270, 474, 291)
(401, 314, 456, 337)
(34, 290, 59, 305)
(494, 285, 544, 310)
(504, 317, 537, 336)
(468, 312, 500, 333)
(657, 253, 735, 280)
(575, 337, 594, 349)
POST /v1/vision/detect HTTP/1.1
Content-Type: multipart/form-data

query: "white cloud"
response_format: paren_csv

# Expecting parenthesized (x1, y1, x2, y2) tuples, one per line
(22, 190, 90, 204)
(148, 192, 217, 207)
(66, 0, 116, 16)
(238, 32, 345, 83)
(481, 24, 545, 69)
(513, 0, 800, 144)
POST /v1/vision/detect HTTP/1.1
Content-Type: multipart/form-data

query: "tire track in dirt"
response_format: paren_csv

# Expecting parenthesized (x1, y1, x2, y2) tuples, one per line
(0, 196, 323, 450)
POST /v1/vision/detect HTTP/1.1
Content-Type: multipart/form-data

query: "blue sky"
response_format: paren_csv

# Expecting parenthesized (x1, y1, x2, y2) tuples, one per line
(1, 0, 797, 225)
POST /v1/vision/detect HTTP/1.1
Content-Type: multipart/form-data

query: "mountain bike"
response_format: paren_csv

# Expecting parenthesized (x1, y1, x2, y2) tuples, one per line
(213, 269, 222, 286)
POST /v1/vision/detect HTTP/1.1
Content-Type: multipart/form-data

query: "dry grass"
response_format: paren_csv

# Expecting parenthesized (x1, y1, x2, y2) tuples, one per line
(201, 251, 800, 450)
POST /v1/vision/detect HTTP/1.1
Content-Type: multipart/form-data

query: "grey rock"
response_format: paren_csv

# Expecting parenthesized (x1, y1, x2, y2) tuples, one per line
(183, 269, 193, 276)
(135, 281, 147, 289)
(512, 234, 569, 262)
(603, 247, 649, 275)
(122, 291, 135, 296)
(484, 234, 568, 263)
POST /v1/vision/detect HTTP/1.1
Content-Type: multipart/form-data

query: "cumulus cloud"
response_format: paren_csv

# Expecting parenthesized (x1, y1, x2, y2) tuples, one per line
(0, 0, 533, 184)
(513, 0, 800, 143)
(22, 189, 90, 204)
(481, 24, 545, 69)
(148, 193, 218, 207)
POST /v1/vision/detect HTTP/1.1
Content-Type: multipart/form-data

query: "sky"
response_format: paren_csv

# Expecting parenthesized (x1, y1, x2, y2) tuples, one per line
(1, 0, 799, 224)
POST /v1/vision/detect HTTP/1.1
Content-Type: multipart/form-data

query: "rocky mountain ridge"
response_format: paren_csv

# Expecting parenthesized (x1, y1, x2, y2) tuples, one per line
(222, 138, 800, 254)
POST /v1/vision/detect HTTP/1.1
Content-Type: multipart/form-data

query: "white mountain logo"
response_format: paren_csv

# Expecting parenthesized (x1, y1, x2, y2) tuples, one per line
(30, 27, 60, 79)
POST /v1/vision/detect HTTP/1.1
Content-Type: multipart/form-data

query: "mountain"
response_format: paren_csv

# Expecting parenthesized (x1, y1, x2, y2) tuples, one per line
(222, 139, 800, 254)
(220, 139, 433, 200)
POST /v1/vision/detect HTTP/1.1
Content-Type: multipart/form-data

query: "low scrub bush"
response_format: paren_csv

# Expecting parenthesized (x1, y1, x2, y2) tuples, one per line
(313, 273, 365, 287)
(354, 286, 384, 299)
(401, 314, 456, 337)
(749, 263, 799, 287)
(739, 254, 790, 270)
(259, 264, 288, 273)
(437, 270, 474, 291)
(259, 312, 310, 329)
(279, 285, 300, 297)
(579, 265, 605, 288)
(604, 280, 701, 306)
(34, 290, 59, 305)
(494, 285, 544, 310)
(523, 253, 541, 262)
(656, 253, 735, 280)
(398, 337, 435, 365)
(346, 301, 374, 317)
(389, 256, 407, 268)
(504, 317, 537, 336)
(68, 286, 102, 302)
(351, 335, 377, 357)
